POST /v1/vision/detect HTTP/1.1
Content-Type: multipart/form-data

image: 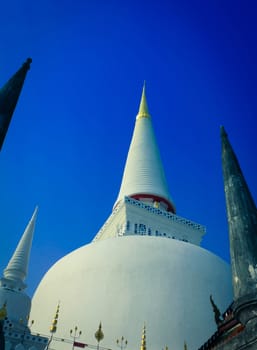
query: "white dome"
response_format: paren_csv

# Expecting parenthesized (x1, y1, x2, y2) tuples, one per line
(31, 236, 232, 350)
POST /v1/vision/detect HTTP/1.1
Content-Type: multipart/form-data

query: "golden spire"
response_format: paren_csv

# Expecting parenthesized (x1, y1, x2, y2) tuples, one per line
(49, 302, 60, 333)
(140, 323, 146, 350)
(136, 82, 150, 120)
(0, 302, 7, 320)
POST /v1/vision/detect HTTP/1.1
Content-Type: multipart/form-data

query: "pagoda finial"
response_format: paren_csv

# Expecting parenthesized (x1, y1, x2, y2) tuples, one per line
(45, 302, 60, 350)
(3, 206, 38, 290)
(49, 302, 60, 334)
(140, 323, 146, 350)
(221, 126, 257, 323)
(137, 82, 150, 119)
(0, 58, 32, 150)
(95, 322, 104, 343)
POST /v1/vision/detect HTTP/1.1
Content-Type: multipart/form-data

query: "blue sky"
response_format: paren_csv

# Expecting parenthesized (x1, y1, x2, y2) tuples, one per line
(0, 0, 256, 297)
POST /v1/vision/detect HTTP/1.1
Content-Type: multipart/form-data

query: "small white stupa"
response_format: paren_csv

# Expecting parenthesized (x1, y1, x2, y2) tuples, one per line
(0, 207, 48, 350)
(30, 86, 232, 350)
(0, 207, 38, 323)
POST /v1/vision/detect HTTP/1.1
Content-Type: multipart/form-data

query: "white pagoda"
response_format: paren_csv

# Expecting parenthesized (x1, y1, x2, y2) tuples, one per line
(29, 86, 232, 350)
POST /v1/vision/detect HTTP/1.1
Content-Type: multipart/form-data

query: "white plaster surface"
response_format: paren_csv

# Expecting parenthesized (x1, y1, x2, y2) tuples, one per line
(114, 116, 173, 209)
(94, 197, 205, 245)
(31, 236, 232, 350)
(0, 288, 31, 324)
(3, 207, 37, 289)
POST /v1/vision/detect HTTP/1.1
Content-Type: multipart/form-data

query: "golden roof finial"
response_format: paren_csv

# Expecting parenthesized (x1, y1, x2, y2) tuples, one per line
(140, 323, 146, 350)
(137, 82, 150, 120)
(0, 302, 7, 321)
(49, 302, 60, 334)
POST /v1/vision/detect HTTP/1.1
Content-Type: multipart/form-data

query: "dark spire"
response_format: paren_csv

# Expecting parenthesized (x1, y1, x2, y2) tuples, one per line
(221, 126, 257, 322)
(0, 58, 32, 151)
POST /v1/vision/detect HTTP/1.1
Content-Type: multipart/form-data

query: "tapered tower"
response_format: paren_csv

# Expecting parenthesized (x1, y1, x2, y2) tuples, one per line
(94, 85, 205, 245)
(221, 126, 257, 325)
(199, 127, 257, 349)
(114, 84, 175, 213)
(0, 207, 38, 324)
(0, 58, 32, 150)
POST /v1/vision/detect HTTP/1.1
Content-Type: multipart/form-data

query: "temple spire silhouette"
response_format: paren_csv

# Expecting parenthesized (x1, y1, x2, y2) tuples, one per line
(0, 58, 32, 150)
(221, 126, 257, 325)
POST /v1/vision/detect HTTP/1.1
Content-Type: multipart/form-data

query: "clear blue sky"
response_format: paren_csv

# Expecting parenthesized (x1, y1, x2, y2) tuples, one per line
(0, 0, 256, 296)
